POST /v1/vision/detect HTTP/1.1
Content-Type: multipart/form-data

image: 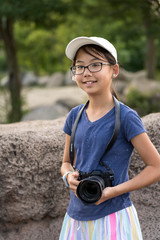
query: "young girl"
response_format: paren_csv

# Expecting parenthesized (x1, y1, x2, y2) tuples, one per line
(60, 36, 160, 240)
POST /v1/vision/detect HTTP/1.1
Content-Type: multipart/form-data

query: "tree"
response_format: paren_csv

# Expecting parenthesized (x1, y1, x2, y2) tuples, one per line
(0, 0, 75, 122)
(0, 18, 22, 122)
(81, 0, 160, 79)
(140, 0, 160, 78)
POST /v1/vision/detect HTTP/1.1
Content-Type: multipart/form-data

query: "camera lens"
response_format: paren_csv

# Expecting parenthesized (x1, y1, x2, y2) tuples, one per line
(76, 176, 105, 205)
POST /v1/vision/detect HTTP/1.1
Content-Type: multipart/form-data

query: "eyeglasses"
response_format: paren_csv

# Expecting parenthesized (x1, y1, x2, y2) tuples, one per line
(70, 62, 110, 75)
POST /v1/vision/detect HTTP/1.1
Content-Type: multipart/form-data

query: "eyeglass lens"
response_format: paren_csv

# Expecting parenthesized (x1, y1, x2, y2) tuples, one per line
(72, 62, 102, 75)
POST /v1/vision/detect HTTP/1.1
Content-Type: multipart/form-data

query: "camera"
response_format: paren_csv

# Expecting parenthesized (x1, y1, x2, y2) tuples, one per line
(76, 170, 114, 205)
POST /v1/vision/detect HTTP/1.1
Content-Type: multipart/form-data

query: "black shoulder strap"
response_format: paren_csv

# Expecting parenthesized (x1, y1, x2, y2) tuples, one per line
(104, 97, 120, 152)
(70, 101, 89, 166)
(99, 97, 120, 171)
(70, 96, 120, 168)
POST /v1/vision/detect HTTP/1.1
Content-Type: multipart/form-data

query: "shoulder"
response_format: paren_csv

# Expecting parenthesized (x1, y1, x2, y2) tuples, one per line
(67, 104, 85, 121)
(119, 101, 146, 141)
(119, 101, 141, 122)
(63, 103, 86, 135)
(120, 101, 137, 116)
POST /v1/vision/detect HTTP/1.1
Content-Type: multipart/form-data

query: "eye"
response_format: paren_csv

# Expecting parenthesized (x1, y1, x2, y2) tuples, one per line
(91, 63, 101, 68)
(76, 65, 84, 70)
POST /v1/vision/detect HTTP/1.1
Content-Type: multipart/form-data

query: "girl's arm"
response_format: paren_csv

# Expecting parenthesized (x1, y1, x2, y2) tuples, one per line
(96, 132, 160, 205)
(61, 134, 74, 175)
(61, 134, 79, 195)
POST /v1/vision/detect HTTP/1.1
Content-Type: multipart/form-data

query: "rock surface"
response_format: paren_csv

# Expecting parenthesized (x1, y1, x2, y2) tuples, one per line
(46, 72, 65, 87)
(21, 103, 69, 121)
(130, 113, 160, 240)
(0, 113, 160, 240)
(0, 119, 69, 240)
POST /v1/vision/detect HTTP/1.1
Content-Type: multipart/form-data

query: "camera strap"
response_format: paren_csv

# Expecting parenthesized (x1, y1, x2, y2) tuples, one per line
(69, 96, 121, 170)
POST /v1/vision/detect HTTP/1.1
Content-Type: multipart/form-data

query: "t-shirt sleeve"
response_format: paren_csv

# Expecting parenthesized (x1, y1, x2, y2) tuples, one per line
(63, 104, 84, 136)
(63, 110, 72, 136)
(124, 110, 146, 141)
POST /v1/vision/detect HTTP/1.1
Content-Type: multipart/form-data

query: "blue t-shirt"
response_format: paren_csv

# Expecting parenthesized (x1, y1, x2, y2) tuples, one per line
(63, 101, 146, 221)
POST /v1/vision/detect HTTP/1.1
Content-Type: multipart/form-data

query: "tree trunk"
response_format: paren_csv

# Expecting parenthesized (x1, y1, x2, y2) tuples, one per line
(145, 35, 157, 79)
(0, 18, 22, 122)
(141, 1, 157, 80)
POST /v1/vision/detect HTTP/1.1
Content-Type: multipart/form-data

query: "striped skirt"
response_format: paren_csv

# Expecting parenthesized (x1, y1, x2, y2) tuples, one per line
(59, 205, 143, 240)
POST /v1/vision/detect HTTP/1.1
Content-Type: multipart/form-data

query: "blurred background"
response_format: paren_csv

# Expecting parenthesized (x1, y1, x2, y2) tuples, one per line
(0, 0, 160, 123)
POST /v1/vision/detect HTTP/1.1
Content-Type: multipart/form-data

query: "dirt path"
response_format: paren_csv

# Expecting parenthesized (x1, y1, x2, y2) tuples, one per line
(23, 86, 87, 109)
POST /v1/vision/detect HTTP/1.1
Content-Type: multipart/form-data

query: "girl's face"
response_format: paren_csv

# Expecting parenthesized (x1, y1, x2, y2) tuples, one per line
(74, 48, 118, 96)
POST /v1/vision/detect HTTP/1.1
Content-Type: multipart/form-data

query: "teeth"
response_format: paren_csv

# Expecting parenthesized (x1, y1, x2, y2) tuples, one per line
(86, 81, 94, 84)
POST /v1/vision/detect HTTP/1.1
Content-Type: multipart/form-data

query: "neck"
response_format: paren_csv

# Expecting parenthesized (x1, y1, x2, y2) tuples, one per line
(88, 92, 114, 110)
(85, 92, 115, 122)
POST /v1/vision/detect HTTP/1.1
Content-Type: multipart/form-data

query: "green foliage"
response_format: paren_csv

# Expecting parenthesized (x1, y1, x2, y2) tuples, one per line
(13, 15, 144, 74)
(0, 0, 160, 123)
(15, 23, 56, 74)
(0, 0, 71, 25)
(15, 15, 95, 74)
(0, 0, 160, 76)
(126, 88, 160, 116)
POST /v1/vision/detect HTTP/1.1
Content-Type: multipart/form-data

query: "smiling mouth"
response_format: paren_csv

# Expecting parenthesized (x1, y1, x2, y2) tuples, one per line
(83, 81, 97, 85)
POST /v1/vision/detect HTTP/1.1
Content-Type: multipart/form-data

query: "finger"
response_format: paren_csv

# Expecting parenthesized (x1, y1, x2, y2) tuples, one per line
(72, 171, 79, 178)
(95, 200, 101, 205)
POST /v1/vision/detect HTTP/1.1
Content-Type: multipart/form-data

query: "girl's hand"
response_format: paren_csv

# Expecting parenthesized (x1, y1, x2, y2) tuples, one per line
(67, 171, 80, 197)
(95, 187, 115, 205)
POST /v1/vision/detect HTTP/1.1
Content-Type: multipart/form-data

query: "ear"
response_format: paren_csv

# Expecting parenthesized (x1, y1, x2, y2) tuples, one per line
(112, 64, 119, 78)
(72, 76, 75, 81)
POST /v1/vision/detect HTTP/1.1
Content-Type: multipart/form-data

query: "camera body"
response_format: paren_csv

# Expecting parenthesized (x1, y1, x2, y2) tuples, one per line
(76, 169, 114, 205)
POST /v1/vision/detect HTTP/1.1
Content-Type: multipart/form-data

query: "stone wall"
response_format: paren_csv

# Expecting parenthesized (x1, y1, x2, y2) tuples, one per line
(130, 113, 160, 240)
(0, 113, 160, 240)
(0, 119, 69, 240)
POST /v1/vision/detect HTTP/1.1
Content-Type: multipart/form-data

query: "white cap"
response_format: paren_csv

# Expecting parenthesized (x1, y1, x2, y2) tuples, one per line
(65, 36, 117, 62)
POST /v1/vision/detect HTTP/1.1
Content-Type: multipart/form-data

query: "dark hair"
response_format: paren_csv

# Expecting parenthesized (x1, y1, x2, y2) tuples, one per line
(73, 44, 118, 99)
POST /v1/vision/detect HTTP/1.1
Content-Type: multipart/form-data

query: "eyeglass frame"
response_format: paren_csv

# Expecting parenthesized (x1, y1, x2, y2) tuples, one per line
(70, 62, 111, 75)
